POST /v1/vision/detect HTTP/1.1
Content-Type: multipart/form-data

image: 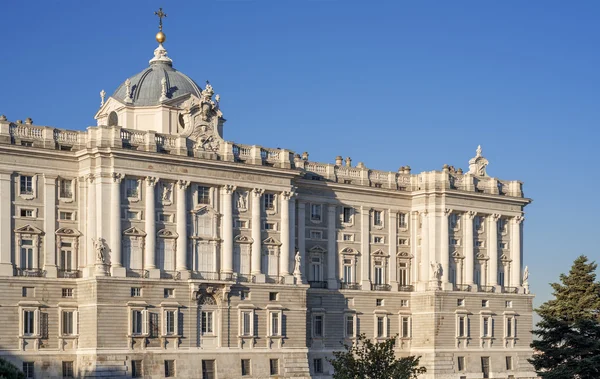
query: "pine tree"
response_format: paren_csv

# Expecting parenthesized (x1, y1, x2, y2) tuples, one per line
(328, 334, 426, 379)
(0, 357, 26, 379)
(530, 255, 600, 378)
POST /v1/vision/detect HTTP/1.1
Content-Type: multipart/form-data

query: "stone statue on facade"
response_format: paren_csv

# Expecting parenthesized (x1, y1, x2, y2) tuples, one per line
(523, 266, 529, 285)
(237, 191, 248, 210)
(161, 183, 172, 202)
(468, 145, 489, 177)
(293, 250, 303, 284)
(431, 261, 442, 280)
(200, 82, 216, 121)
(93, 238, 106, 264)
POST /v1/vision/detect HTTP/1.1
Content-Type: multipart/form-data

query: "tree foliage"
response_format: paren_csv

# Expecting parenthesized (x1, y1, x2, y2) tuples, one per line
(530, 255, 600, 379)
(0, 357, 25, 379)
(328, 334, 426, 379)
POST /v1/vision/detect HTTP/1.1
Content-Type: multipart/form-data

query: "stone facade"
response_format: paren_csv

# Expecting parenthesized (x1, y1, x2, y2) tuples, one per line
(0, 37, 536, 379)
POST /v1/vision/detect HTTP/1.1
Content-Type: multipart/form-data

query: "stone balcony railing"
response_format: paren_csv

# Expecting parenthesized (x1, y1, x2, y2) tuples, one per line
(0, 119, 524, 198)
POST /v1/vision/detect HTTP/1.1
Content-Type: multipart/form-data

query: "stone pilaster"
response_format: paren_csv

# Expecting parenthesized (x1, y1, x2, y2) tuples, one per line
(85, 174, 96, 277)
(297, 202, 306, 282)
(111, 173, 125, 277)
(360, 207, 370, 290)
(327, 204, 338, 290)
(43, 175, 57, 277)
(388, 211, 398, 291)
(511, 216, 524, 289)
(279, 190, 294, 283)
(144, 177, 159, 278)
(221, 184, 236, 276)
(0, 171, 13, 276)
(464, 211, 476, 289)
(418, 211, 430, 291)
(176, 180, 190, 278)
(488, 213, 500, 287)
(251, 188, 264, 282)
(441, 208, 452, 290)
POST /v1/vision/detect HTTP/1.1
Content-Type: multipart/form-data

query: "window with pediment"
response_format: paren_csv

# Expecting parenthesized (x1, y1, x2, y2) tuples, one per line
(233, 235, 252, 278)
(197, 294, 219, 347)
(262, 237, 281, 278)
(157, 230, 177, 272)
(15, 225, 43, 272)
(192, 206, 217, 238)
(308, 246, 326, 282)
(339, 247, 358, 284)
(122, 227, 145, 271)
(397, 252, 413, 288)
(56, 228, 81, 275)
(193, 241, 215, 273)
(372, 250, 389, 286)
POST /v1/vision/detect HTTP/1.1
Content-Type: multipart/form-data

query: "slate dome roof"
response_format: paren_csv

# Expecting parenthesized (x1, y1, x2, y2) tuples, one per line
(111, 59, 202, 107)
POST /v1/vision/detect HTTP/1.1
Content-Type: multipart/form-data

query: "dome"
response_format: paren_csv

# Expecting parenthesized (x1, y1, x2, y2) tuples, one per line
(111, 46, 202, 107)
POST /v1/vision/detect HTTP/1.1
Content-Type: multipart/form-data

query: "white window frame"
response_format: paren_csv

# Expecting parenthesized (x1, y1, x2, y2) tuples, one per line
(239, 308, 255, 337)
(196, 185, 212, 206)
(344, 312, 357, 338)
(19, 306, 40, 337)
(268, 310, 283, 337)
(312, 313, 325, 339)
(309, 230, 323, 240)
(263, 193, 277, 214)
(341, 233, 354, 242)
(481, 314, 493, 338)
(399, 314, 412, 339)
(400, 299, 409, 307)
(59, 307, 79, 337)
(161, 307, 180, 337)
(341, 207, 354, 225)
(372, 210, 384, 228)
(58, 178, 75, 202)
(234, 219, 249, 229)
(58, 210, 76, 221)
(398, 212, 408, 229)
(398, 238, 409, 246)
(372, 235, 385, 244)
(374, 312, 390, 339)
(456, 311, 470, 339)
(504, 313, 517, 339)
(18, 174, 37, 200)
(262, 221, 277, 231)
(201, 310, 215, 336)
(124, 178, 141, 202)
(129, 307, 148, 337)
(157, 212, 174, 223)
(310, 203, 323, 223)
(17, 206, 37, 219)
(123, 209, 142, 221)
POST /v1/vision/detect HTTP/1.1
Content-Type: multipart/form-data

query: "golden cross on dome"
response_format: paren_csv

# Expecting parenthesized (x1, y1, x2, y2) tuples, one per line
(154, 8, 167, 31)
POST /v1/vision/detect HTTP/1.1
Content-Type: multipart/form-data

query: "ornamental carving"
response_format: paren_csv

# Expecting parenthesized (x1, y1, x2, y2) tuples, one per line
(468, 145, 489, 177)
(236, 191, 248, 212)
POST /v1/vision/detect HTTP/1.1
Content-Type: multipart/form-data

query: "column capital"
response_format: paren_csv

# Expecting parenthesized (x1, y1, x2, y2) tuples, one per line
(177, 180, 190, 190)
(491, 213, 501, 222)
(145, 176, 158, 186)
(281, 188, 296, 200)
(85, 174, 95, 183)
(223, 184, 237, 194)
(466, 210, 477, 219)
(252, 188, 265, 197)
(112, 172, 124, 183)
(444, 208, 453, 216)
(514, 215, 524, 224)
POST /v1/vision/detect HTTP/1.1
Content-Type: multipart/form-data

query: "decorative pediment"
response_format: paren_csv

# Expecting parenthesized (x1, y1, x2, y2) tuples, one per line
(476, 252, 488, 260)
(340, 247, 359, 255)
(123, 226, 146, 237)
(309, 245, 327, 254)
(191, 205, 218, 216)
(500, 253, 511, 262)
(397, 251, 413, 259)
(15, 224, 43, 235)
(263, 236, 282, 246)
(372, 249, 388, 257)
(55, 227, 81, 237)
(157, 229, 178, 239)
(451, 250, 464, 259)
(234, 235, 253, 244)
(94, 97, 125, 123)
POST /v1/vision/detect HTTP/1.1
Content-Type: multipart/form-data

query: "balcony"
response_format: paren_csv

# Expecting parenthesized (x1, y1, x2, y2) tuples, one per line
(58, 270, 81, 279)
(308, 281, 328, 289)
(372, 284, 391, 291)
(15, 268, 46, 277)
(265, 275, 283, 284)
(191, 271, 220, 280)
(160, 271, 181, 280)
(220, 272, 236, 282)
(398, 285, 414, 292)
(236, 274, 254, 283)
(127, 269, 149, 278)
(503, 286, 519, 294)
(479, 285, 495, 293)
(454, 284, 472, 292)
(340, 282, 361, 290)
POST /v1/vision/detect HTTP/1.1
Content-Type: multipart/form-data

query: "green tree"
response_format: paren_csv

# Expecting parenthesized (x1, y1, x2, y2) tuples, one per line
(530, 255, 600, 378)
(328, 334, 426, 379)
(0, 357, 26, 379)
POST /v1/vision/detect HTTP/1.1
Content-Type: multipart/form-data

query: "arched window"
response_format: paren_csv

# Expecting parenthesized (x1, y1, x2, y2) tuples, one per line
(197, 295, 218, 348)
(108, 111, 118, 126)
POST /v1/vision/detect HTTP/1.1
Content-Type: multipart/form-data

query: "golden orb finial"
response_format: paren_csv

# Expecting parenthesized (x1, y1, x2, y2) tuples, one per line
(156, 31, 166, 44)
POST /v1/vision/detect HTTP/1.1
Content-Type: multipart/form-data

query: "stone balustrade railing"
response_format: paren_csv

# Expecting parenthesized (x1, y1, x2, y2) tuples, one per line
(0, 120, 524, 198)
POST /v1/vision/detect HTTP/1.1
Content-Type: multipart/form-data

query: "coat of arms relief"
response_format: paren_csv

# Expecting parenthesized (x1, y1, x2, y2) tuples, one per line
(178, 82, 224, 153)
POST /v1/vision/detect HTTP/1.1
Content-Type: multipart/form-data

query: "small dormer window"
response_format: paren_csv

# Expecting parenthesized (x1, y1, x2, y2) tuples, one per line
(108, 111, 118, 127)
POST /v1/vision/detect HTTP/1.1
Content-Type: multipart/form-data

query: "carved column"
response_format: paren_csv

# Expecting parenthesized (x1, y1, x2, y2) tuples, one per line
(360, 207, 370, 290)
(441, 208, 452, 288)
(221, 185, 236, 276)
(176, 180, 190, 276)
(419, 211, 429, 287)
(327, 204, 338, 290)
(251, 188, 264, 282)
(43, 174, 58, 278)
(280, 190, 294, 283)
(0, 171, 13, 275)
(511, 216, 524, 288)
(297, 202, 306, 281)
(488, 214, 500, 287)
(388, 211, 398, 291)
(111, 173, 125, 277)
(464, 211, 476, 288)
(410, 211, 419, 284)
(144, 177, 159, 278)
(85, 174, 96, 276)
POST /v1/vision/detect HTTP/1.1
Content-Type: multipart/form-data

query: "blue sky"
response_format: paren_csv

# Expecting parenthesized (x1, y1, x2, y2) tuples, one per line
(3, 1, 599, 309)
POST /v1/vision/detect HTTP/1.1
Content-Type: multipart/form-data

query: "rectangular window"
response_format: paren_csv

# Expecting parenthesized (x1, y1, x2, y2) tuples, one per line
(263, 222, 276, 231)
(373, 210, 383, 226)
(201, 311, 213, 334)
(343, 179, 352, 184)
(310, 257, 322, 282)
(62, 362, 74, 378)
(342, 233, 354, 241)
(165, 310, 176, 335)
(457, 356, 465, 371)
(376, 299, 383, 307)
(131, 287, 141, 297)
(457, 298, 465, 307)
(21, 208, 34, 218)
(125, 179, 139, 198)
(23, 362, 34, 379)
(481, 357, 490, 378)
(271, 312, 280, 336)
(311, 204, 322, 221)
(458, 316, 467, 337)
(132, 310, 143, 335)
(60, 180, 73, 198)
(241, 359, 251, 376)
(60, 243, 73, 272)
(398, 263, 409, 286)
(23, 310, 35, 336)
(401, 299, 409, 307)
(313, 358, 323, 374)
(20, 175, 34, 195)
(240, 290, 250, 301)
(20, 240, 34, 270)
(62, 311, 74, 336)
(482, 300, 489, 307)
(345, 315, 354, 337)
(270, 359, 279, 376)
(264, 193, 275, 210)
(164, 288, 174, 298)
(377, 316, 385, 337)
(506, 300, 513, 308)
(22, 287, 34, 298)
(313, 315, 323, 337)
(164, 360, 175, 377)
(482, 316, 490, 337)
(342, 207, 353, 223)
(131, 360, 142, 378)
(506, 317, 514, 337)
(197, 186, 211, 205)
(500, 242, 507, 249)
(373, 236, 384, 244)
(451, 239, 459, 246)
(158, 213, 172, 223)
(234, 219, 248, 228)
(269, 292, 279, 301)
(398, 238, 408, 245)
(374, 264, 384, 285)
(374, 183, 382, 188)
(310, 230, 322, 240)
(401, 316, 410, 338)
(59, 211, 74, 221)
(241, 311, 252, 336)
(343, 260, 353, 283)
(398, 213, 407, 228)
(476, 241, 484, 247)
(202, 360, 215, 379)
(506, 356, 513, 370)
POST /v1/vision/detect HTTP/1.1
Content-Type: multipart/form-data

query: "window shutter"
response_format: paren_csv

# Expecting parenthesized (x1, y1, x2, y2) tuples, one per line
(74, 311, 79, 335)
(40, 312, 49, 339)
(142, 310, 148, 335)
(34, 309, 40, 336)
(161, 310, 166, 336)
(178, 312, 184, 336)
